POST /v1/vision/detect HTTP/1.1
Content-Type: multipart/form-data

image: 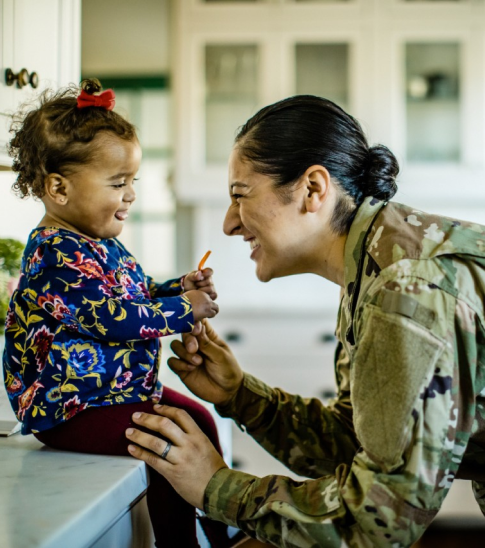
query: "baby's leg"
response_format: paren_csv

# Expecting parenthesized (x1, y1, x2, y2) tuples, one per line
(160, 385, 223, 454)
(34, 396, 222, 547)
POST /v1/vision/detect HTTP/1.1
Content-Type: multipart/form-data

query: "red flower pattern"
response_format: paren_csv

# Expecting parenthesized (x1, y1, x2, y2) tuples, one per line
(66, 251, 105, 280)
(63, 395, 88, 420)
(33, 325, 55, 372)
(17, 380, 44, 420)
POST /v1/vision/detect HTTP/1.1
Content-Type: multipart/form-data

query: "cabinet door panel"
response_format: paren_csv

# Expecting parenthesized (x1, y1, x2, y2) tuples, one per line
(13, 0, 60, 96)
(0, 0, 14, 156)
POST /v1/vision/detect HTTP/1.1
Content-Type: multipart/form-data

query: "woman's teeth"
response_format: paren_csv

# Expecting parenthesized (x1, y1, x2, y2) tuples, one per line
(250, 239, 260, 250)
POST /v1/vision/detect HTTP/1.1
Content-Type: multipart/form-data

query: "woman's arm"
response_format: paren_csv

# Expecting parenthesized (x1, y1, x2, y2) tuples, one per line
(168, 321, 358, 478)
(215, 373, 359, 479)
(128, 287, 480, 547)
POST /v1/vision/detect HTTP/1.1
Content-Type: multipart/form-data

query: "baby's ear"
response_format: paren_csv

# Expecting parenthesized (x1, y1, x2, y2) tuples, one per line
(44, 173, 68, 204)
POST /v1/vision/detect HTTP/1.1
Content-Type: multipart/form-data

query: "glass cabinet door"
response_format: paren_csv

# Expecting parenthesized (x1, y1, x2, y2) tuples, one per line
(205, 44, 259, 164)
(293, 1, 350, 3)
(295, 43, 349, 111)
(405, 42, 460, 162)
(203, 0, 261, 3)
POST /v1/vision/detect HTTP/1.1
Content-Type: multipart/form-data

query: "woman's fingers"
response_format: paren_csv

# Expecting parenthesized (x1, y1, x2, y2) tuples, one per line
(135, 405, 200, 435)
(132, 408, 187, 439)
(167, 356, 196, 376)
(170, 339, 201, 365)
(127, 438, 170, 468)
(201, 319, 228, 348)
(196, 320, 230, 358)
(126, 428, 177, 463)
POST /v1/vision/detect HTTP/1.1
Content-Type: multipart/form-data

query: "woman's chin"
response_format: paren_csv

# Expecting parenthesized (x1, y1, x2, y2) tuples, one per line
(255, 263, 273, 283)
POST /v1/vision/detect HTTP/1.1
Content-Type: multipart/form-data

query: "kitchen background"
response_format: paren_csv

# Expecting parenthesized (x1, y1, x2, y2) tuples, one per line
(1, 0, 485, 546)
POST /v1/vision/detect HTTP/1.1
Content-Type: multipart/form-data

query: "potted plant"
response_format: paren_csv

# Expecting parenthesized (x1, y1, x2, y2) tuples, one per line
(0, 238, 24, 336)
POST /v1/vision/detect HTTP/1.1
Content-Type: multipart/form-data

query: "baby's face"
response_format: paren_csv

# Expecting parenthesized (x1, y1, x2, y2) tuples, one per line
(59, 133, 142, 240)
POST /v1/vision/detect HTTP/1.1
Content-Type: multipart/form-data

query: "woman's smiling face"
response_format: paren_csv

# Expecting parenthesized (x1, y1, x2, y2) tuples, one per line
(223, 148, 314, 282)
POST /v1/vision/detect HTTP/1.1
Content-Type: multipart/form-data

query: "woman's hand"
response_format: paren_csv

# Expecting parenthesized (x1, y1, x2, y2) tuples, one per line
(184, 268, 217, 300)
(126, 404, 227, 509)
(169, 320, 244, 407)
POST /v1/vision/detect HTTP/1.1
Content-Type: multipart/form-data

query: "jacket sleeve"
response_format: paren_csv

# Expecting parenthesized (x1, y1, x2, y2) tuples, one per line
(216, 368, 359, 480)
(23, 239, 194, 342)
(207, 285, 478, 547)
(146, 275, 185, 298)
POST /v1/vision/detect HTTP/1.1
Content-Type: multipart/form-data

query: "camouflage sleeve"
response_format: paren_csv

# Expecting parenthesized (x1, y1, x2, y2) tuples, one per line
(216, 372, 359, 479)
(207, 284, 479, 547)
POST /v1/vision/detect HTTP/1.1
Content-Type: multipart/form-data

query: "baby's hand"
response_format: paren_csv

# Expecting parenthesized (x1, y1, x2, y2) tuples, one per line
(184, 268, 217, 300)
(184, 290, 219, 322)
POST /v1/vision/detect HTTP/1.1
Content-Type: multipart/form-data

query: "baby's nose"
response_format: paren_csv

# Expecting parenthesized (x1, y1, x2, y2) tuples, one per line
(124, 187, 136, 203)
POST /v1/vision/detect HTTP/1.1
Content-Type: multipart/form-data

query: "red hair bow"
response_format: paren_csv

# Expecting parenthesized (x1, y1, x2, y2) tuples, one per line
(77, 89, 116, 111)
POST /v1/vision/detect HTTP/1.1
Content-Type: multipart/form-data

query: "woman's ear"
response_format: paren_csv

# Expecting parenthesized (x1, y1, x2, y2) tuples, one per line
(303, 165, 331, 213)
(44, 173, 69, 205)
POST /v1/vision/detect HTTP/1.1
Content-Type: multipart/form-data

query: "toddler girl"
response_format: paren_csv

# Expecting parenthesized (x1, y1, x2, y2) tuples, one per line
(2, 79, 228, 547)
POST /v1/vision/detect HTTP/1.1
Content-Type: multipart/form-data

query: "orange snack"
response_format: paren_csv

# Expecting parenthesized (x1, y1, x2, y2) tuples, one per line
(198, 250, 212, 271)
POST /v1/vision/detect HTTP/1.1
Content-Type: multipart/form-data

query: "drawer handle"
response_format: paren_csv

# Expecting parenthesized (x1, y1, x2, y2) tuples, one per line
(320, 332, 336, 344)
(224, 331, 242, 343)
(5, 68, 39, 89)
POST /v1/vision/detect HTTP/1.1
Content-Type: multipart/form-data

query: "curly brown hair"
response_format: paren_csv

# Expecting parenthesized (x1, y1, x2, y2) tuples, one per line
(8, 79, 138, 199)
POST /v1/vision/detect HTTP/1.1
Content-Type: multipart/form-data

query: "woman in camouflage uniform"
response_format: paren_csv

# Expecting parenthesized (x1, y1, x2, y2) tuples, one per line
(125, 96, 485, 548)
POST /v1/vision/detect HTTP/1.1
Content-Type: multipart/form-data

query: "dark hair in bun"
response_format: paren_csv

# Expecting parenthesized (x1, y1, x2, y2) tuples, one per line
(365, 144, 399, 202)
(235, 95, 399, 235)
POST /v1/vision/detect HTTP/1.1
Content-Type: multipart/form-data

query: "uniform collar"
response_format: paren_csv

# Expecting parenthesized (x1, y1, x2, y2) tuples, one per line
(343, 197, 387, 296)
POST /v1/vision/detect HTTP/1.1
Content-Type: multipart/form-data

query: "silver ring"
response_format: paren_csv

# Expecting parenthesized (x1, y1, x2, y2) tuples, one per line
(160, 441, 172, 461)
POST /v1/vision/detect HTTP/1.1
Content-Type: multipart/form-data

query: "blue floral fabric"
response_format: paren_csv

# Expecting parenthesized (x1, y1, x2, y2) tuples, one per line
(3, 227, 194, 434)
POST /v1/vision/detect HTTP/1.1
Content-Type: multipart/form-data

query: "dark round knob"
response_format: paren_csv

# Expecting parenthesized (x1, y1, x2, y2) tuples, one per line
(29, 72, 39, 89)
(17, 68, 29, 88)
(17, 69, 29, 89)
(5, 68, 15, 86)
(5, 68, 31, 89)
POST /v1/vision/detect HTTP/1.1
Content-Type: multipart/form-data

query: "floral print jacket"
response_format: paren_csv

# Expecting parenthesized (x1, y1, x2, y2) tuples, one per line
(3, 228, 194, 434)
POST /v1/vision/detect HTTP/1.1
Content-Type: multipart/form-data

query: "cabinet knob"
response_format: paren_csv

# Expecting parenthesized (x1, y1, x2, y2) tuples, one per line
(29, 72, 39, 89)
(5, 68, 39, 89)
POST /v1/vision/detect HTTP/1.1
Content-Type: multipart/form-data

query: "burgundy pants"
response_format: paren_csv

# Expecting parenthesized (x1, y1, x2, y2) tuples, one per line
(34, 386, 223, 548)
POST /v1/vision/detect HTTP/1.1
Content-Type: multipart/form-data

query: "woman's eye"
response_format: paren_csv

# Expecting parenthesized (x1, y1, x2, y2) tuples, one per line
(232, 193, 243, 201)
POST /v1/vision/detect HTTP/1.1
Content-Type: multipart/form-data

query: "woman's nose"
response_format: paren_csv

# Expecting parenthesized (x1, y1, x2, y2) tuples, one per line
(223, 205, 241, 236)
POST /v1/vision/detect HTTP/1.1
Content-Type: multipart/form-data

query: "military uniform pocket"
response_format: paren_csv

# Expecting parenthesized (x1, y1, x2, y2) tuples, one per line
(351, 306, 444, 471)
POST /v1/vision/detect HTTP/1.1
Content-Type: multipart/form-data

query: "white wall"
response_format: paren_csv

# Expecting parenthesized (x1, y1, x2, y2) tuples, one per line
(0, 172, 45, 244)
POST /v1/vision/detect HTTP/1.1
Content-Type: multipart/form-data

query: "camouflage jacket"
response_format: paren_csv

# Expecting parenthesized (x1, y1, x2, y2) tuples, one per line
(204, 197, 485, 547)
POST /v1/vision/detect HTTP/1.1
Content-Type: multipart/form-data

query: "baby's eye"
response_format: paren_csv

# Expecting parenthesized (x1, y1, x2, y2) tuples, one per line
(112, 182, 126, 189)
(232, 193, 243, 201)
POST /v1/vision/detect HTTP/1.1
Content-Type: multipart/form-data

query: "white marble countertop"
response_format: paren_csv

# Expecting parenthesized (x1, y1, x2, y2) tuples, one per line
(0, 433, 148, 548)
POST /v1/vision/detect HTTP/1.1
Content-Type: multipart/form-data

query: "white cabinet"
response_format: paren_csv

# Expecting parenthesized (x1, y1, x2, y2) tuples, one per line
(0, 0, 81, 166)
(172, 0, 485, 216)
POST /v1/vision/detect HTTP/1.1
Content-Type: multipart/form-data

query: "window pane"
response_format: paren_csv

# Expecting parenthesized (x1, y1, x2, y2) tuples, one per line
(203, 0, 260, 3)
(293, 1, 350, 3)
(205, 44, 259, 163)
(295, 43, 349, 110)
(406, 43, 460, 162)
